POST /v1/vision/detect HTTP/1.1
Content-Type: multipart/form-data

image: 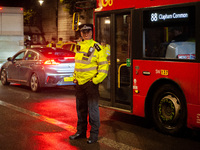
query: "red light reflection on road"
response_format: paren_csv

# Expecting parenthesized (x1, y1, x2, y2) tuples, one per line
(0, 99, 81, 149)
(25, 97, 114, 149)
(27, 98, 79, 149)
(29, 98, 77, 125)
(0, 97, 121, 149)
(33, 131, 78, 150)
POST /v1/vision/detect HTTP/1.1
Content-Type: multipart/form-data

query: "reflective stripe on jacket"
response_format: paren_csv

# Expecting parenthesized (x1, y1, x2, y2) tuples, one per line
(73, 39, 109, 85)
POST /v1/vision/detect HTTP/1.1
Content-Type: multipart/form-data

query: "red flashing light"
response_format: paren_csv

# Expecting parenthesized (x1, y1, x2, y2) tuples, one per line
(20, 8, 23, 11)
(0, 7, 3, 10)
(44, 59, 60, 65)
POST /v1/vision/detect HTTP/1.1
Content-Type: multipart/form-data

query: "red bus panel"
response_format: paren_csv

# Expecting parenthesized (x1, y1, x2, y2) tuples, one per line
(96, 0, 200, 12)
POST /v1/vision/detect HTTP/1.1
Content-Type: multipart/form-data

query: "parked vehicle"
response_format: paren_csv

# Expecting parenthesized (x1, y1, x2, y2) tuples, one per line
(24, 26, 47, 48)
(61, 42, 76, 52)
(0, 7, 24, 67)
(0, 47, 75, 92)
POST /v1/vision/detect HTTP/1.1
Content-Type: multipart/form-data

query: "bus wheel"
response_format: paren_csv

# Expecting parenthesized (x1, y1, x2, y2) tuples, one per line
(152, 84, 187, 135)
(30, 73, 40, 92)
(1, 69, 10, 85)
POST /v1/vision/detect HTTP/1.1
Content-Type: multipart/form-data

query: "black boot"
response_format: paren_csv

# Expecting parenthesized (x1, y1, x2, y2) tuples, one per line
(87, 136, 98, 144)
(69, 132, 86, 140)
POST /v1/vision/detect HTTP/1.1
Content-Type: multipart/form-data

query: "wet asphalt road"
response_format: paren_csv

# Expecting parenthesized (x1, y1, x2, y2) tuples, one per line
(0, 83, 200, 150)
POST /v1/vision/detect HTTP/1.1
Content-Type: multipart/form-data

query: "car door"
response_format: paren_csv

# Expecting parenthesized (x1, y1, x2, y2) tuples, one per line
(19, 50, 38, 83)
(7, 51, 26, 82)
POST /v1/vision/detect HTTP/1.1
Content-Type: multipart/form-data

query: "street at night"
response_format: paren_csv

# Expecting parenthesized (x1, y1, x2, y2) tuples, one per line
(0, 83, 200, 150)
(1, 0, 200, 149)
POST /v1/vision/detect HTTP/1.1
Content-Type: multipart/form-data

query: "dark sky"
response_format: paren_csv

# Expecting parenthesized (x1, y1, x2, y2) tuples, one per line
(0, 0, 39, 9)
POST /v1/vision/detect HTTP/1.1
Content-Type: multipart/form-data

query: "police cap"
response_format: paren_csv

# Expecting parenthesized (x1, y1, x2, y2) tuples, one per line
(79, 24, 93, 33)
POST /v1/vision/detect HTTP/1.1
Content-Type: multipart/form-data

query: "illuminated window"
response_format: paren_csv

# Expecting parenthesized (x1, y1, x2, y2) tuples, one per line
(143, 6, 196, 60)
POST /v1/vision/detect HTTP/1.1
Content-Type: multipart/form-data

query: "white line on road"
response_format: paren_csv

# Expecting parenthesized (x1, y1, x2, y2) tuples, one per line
(0, 100, 140, 150)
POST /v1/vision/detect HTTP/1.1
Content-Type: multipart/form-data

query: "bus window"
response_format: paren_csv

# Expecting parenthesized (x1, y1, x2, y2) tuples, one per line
(115, 13, 131, 104)
(143, 6, 196, 59)
(96, 16, 111, 100)
(116, 14, 131, 62)
(96, 16, 111, 54)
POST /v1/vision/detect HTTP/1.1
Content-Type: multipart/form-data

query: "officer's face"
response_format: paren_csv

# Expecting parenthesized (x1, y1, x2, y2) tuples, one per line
(81, 30, 92, 41)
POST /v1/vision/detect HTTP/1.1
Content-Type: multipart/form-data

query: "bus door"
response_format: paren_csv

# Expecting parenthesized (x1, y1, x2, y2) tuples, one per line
(96, 10, 133, 112)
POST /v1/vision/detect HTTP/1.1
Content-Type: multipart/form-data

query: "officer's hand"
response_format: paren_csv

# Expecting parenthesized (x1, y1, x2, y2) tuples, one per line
(73, 79, 77, 83)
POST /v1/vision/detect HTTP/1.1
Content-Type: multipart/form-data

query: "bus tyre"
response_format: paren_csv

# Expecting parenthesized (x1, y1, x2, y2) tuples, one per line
(30, 73, 40, 92)
(152, 84, 187, 135)
(1, 69, 10, 85)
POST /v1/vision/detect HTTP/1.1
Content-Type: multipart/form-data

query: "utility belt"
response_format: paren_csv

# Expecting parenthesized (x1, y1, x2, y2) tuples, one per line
(74, 78, 99, 86)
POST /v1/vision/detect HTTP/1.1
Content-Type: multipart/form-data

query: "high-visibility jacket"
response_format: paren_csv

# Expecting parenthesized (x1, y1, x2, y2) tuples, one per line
(56, 41, 63, 48)
(46, 41, 56, 47)
(73, 39, 109, 85)
(102, 44, 110, 57)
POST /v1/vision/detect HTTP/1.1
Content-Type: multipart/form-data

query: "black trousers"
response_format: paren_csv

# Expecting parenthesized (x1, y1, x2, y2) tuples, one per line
(75, 81, 100, 137)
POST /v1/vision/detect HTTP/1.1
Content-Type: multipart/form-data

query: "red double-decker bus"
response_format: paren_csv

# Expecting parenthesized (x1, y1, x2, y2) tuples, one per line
(75, 0, 200, 135)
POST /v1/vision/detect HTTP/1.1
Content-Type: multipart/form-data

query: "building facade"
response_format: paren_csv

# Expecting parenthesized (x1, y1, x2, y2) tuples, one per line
(41, 0, 89, 43)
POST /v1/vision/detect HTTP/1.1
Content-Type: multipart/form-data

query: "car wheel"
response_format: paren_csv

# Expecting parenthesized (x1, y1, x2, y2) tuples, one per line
(30, 73, 40, 92)
(1, 69, 10, 85)
(152, 84, 187, 135)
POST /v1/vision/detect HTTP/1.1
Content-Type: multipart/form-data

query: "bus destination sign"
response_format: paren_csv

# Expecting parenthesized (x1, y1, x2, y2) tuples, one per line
(150, 12, 188, 22)
(143, 6, 194, 27)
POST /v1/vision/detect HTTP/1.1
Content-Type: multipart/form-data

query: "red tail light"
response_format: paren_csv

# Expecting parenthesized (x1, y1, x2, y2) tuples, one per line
(44, 59, 60, 65)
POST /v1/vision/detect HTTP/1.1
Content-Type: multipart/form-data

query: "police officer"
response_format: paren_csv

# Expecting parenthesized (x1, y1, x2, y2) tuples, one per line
(101, 39, 111, 61)
(69, 24, 109, 144)
(56, 37, 63, 48)
(46, 37, 56, 47)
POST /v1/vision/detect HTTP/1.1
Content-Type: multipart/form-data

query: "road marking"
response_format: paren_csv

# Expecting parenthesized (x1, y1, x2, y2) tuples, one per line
(0, 100, 140, 150)
(0, 100, 76, 133)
